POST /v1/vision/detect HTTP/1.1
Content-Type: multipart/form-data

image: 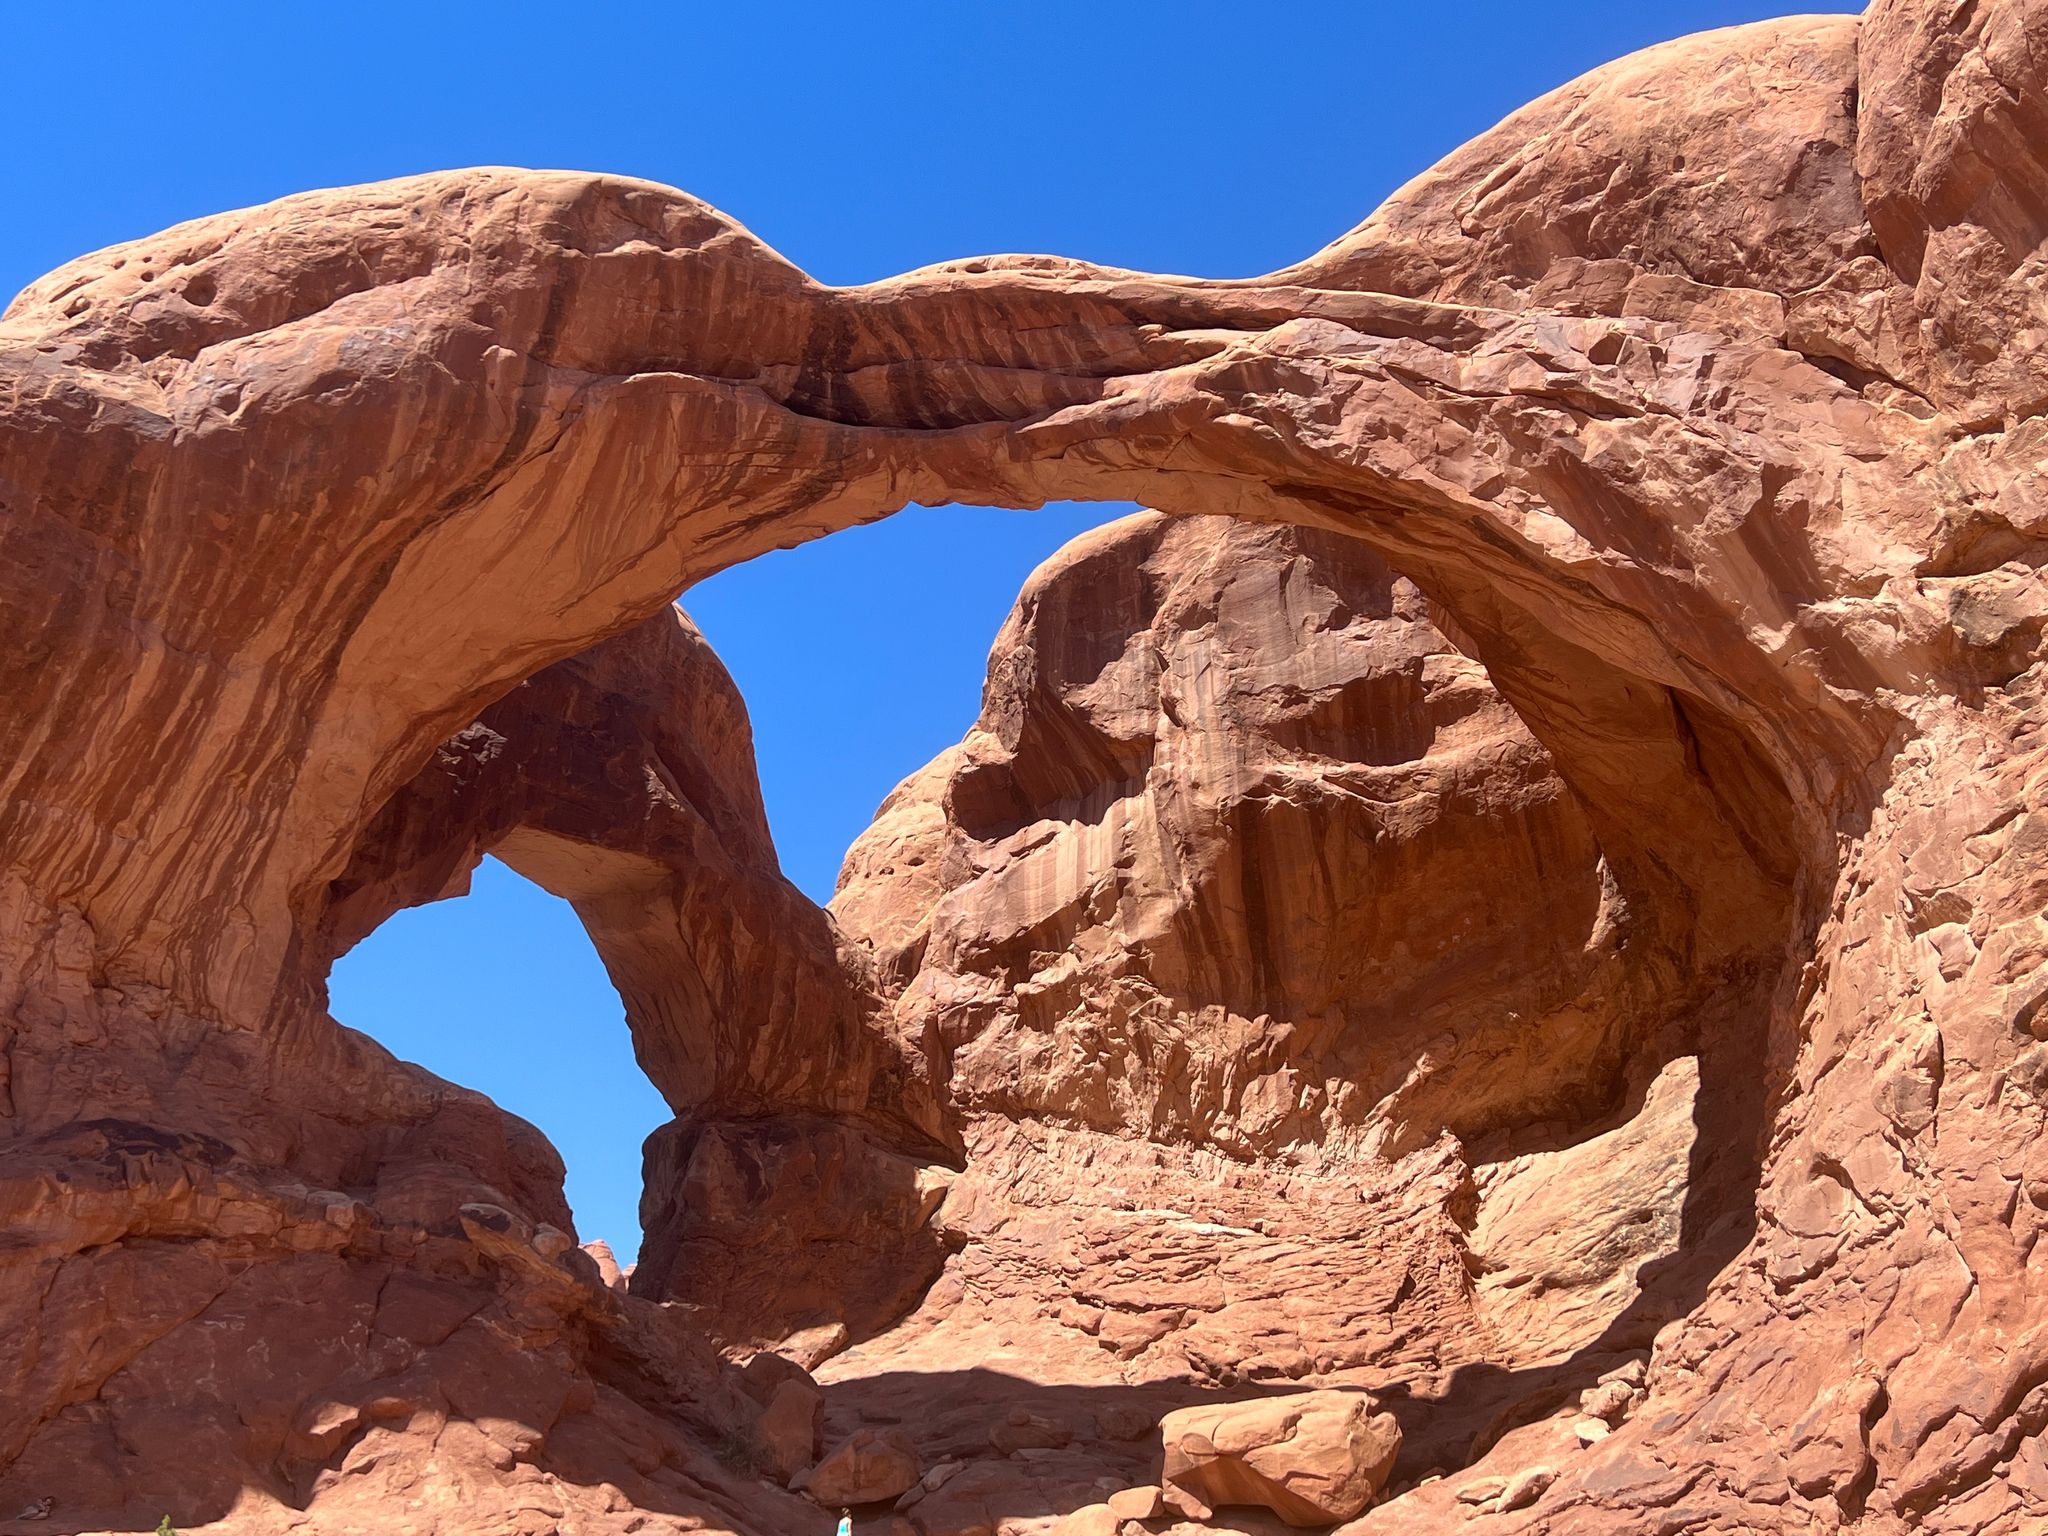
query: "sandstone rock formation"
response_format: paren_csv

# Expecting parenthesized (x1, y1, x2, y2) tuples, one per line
(3, 2, 2048, 1533)
(748, 1372, 824, 1486)
(319, 600, 952, 1352)
(780, 510, 1727, 1525)
(833, 512, 1635, 1165)
(1159, 1391, 1401, 1526)
(798, 1428, 922, 1507)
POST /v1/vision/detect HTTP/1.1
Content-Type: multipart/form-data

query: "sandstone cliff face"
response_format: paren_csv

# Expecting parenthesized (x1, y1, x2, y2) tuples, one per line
(1, 1, 2047, 1532)
(808, 513, 1719, 1498)
(836, 511, 1637, 1163)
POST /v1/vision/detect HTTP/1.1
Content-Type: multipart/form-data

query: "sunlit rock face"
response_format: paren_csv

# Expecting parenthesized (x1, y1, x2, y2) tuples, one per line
(4, 0, 2048, 1531)
(814, 511, 1717, 1488)
(837, 511, 1635, 1162)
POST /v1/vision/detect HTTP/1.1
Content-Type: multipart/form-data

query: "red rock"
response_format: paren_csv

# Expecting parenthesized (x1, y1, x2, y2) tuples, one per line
(802, 1429, 922, 1507)
(835, 513, 1621, 1164)
(581, 1238, 630, 1293)
(1051, 1505, 1120, 1536)
(755, 1377, 825, 1485)
(1095, 1406, 1157, 1444)
(1494, 1464, 1557, 1513)
(1577, 1379, 1639, 1426)
(1106, 1485, 1166, 1521)
(1158, 1485, 1212, 1523)
(816, 511, 1680, 1486)
(989, 1408, 1074, 1456)
(3, 4, 2048, 1533)
(1159, 1391, 1401, 1526)
(1454, 1477, 1506, 1507)
(320, 600, 950, 1348)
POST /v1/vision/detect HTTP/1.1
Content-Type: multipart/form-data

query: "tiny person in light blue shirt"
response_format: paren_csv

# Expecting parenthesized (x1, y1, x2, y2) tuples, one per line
(837, 1511, 852, 1536)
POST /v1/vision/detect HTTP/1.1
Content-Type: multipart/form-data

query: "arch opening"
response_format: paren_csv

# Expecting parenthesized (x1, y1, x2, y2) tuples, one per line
(306, 463, 1808, 1444)
(534, 483, 1810, 1479)
(327, 853, 663, 1264)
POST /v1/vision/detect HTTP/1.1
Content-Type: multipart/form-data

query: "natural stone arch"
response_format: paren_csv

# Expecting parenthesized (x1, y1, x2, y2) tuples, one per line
(4, 165, 1859, 1031)
(4, 2, 2048, 1530)
(3, 153, 1834, 1304)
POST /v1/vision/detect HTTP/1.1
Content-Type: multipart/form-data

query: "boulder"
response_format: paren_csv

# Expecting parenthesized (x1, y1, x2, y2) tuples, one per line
(1158, 1391, 1400, 1526)
(802, 1429, 922, 1506)
(1051, 1506, 1120, 1536)
(1455, 1477, 1507, 1506)
(1497, 1464, 1558, 1513)
(1107, 1486, 1166, 1520)
(579, 1239, 630, 1293)
(755, 1378, 824, 1484)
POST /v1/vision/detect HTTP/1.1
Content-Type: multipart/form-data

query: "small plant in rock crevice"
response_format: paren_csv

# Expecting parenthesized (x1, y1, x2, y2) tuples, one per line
(714, 1425, 764, 1476)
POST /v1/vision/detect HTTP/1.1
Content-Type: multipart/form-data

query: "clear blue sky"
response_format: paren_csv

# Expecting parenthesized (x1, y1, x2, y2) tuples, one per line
(5, 1, 1860, 1258)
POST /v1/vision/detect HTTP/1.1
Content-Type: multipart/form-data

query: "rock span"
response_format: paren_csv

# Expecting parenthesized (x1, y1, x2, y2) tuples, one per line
(2, 2, 2048, 1532)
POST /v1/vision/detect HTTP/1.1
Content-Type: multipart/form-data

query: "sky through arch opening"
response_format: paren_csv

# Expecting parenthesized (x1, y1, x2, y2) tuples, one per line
(682, 499, 1139, 903)
(327, 855, 667, 1259)
(327, 499, 1141, 1264)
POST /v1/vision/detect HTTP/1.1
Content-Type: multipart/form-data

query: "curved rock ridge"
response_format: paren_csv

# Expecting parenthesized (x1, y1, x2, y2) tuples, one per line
(319, 601, 902, 1129)
(0, 0, 2043, 1531)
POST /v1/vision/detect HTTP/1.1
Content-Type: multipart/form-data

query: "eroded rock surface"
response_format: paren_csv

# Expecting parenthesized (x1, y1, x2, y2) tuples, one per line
(834, 512, 1635, 1163)
(3, 1, 2048, 1532)
(1159, 1390, 1401, 1526)
(318, 601, 951, 1350)
(807, 513, 1715, 1508)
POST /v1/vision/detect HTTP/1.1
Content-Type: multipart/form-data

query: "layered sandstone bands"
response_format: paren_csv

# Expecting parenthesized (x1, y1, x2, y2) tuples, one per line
(1, 2, 2046, 1533)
